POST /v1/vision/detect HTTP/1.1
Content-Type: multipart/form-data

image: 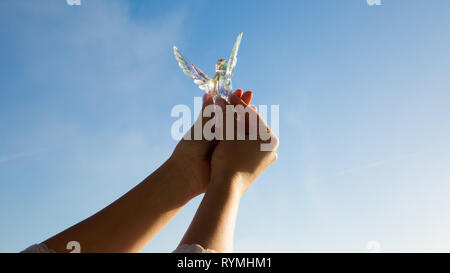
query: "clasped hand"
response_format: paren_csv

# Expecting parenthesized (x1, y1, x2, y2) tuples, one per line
(170, 89, 279, 198)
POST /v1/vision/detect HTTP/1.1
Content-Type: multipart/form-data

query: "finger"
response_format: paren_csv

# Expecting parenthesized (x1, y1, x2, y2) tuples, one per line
(203, 93, 214, 108)
(228, 93, 259, 137)
(202, 93, 214, 123)
(189, 93, 215, 141)
(229, 93, 249, 108)
(250, 105, 257, 111)
(233, 89, 243, 98)
(201, 93, 214, 123)
(213, 97, 229, 140)
(272, 152, 278, 163)
(241, 91, 253, 105)
(215, 96, 228, 111)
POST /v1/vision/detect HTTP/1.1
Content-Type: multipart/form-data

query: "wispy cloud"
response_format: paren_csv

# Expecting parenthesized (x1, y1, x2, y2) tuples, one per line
(323, 152, 420, 180)
(0, 148, 48, 164)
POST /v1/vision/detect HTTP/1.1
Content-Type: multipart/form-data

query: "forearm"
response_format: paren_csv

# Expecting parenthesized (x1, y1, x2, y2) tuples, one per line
(43, 158, 194, 253)
(178, 174, 243, 252)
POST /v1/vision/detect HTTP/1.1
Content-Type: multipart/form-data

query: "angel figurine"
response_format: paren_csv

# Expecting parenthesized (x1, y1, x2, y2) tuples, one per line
(173, 32, 243, 100)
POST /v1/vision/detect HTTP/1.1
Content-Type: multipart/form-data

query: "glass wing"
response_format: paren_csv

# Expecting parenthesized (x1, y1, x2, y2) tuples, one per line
(225, 32, 243, 81)
(173, 46, 211, 92)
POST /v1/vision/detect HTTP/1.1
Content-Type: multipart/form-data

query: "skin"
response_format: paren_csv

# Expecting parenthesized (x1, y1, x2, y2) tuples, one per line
(178, 92, 279, 252)
(42, 89, 278, 253)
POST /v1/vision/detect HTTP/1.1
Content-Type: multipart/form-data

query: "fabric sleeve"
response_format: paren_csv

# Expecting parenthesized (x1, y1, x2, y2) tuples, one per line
(21, 243, 56, 253)
(172, 244, 217, 253)
(22, 243, 217, 253)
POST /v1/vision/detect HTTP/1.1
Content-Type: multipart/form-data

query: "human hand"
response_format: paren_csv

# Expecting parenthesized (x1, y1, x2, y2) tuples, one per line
(170, 90, 255, 198)
(209, 91, 279, 196)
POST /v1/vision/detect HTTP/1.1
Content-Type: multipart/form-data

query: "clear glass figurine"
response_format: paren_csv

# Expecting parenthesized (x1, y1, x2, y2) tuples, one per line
(173, 32, 243, 100)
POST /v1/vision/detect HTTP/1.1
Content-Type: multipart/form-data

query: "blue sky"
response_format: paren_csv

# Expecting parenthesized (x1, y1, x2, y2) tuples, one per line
(1, 0, 450, 252)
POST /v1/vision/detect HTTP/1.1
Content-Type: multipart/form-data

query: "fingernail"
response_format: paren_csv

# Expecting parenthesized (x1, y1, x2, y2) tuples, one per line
(203, 93, 211, 103)
(242, 91, 253, 103)
(215, 98, 226, 110)
(233, 89, 243, 98)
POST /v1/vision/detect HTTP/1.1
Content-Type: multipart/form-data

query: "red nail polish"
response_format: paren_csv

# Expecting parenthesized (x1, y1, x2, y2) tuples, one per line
(203, 93, 209, 103)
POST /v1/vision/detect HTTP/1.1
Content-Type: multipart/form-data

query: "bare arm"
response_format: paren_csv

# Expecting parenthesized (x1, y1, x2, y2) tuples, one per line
(178, 175, 242, 252)
(178, 91, 279, 252)
(42, 93, 218, 253)
(43, 158, 195, 253)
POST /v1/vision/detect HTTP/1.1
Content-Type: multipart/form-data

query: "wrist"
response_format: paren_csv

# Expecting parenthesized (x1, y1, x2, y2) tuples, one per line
(166, 155, 207, 199)
(163, 157, 199, 202)
(209, 171, 247, 199)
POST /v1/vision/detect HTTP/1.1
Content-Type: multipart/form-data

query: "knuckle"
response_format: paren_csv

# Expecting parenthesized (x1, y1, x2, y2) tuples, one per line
(270, 151, 278, 163)
(271, 134, 280, 149)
